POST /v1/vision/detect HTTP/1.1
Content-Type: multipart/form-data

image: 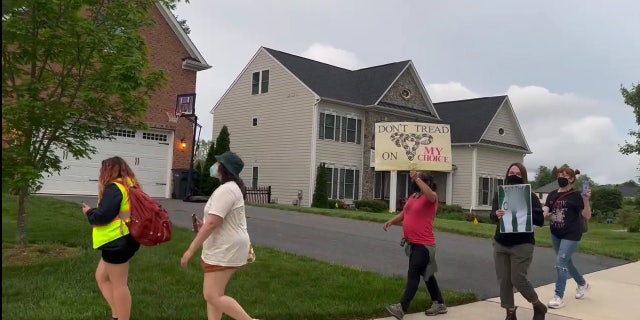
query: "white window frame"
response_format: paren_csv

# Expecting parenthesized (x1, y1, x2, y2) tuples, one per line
(251, 69, 269, 95)
(478, 176, 504, 206)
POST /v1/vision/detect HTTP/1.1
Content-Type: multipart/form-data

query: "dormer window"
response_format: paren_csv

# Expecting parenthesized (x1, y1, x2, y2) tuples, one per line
(251, 70, 269, 95)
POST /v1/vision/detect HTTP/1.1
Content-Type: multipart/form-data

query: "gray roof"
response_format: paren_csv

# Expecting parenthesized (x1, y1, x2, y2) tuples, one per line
(433, 96, 506, 144)
(534, 181, 559, 193)
(264, 47, 409, 106)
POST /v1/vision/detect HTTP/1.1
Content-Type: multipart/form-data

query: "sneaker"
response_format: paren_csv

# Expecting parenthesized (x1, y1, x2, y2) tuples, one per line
(385, 303, 404, 320)
(425, 302, 448, 316)
(575, 283, 590, 299)
(548, 295, 565, 309)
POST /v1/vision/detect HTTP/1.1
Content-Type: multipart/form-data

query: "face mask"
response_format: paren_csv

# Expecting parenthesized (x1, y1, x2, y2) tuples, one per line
(505, 175, 523, 185)
(557, 177, 569, 188)
(209, 163, 220, 179)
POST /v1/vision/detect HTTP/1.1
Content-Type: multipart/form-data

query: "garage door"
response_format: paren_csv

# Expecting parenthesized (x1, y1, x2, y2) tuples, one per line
(38, 128, 173, 198)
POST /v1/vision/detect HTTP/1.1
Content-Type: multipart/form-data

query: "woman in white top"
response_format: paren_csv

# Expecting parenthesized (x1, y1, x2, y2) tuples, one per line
(181, 151, 256, 320)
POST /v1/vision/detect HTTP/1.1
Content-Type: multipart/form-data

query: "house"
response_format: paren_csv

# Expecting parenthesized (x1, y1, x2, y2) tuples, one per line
(37, 3, 211, 198)
(212, 47, 531, 211)
(534, 181, 560, 204)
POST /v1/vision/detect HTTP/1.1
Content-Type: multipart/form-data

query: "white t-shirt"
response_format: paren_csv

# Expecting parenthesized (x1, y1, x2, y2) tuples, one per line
(201, 181, 250, 266)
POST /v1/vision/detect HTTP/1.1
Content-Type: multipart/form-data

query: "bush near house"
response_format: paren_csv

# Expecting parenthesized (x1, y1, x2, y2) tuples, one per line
(354, 199, 389, 213)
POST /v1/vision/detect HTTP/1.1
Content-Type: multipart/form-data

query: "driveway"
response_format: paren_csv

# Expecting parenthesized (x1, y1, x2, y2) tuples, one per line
(51, 195, 629, 299)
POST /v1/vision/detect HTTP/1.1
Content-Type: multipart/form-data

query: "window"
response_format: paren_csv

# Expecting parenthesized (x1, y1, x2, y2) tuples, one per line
(325, 166, 360, 200)
(251, 70, 269, 95)
(260, 70, 269, 93)
(319, 113, 361, 144)
(318, 113, 336, 140)
(142, 132, 168, 142)
(252, 167, 259, 188)
(252, 118, 258, 126)
(111, 129, 136, 138)
(478, 177, 504, 206)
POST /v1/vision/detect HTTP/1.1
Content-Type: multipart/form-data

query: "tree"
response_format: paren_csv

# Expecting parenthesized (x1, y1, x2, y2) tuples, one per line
(199, 140, 217, 196)
(591, 187, 623, 214)
(312, 163, 329, 208)
(2, 0, 183, 247)
(532, 166, 554, 189)
(619, 83, 640, 156)
(214, 125, 231, 156)
(200, 125, 231, 194)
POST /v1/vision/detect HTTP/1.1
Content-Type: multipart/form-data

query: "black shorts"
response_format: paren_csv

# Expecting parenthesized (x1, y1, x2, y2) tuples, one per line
(100, 234, 140, 264)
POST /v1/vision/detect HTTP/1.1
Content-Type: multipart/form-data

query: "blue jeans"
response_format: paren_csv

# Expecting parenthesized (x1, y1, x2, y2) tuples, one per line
(551, 234, 586, 297)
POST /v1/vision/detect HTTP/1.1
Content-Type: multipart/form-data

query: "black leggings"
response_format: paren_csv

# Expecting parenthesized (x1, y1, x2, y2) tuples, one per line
(400, 244, 444, 311)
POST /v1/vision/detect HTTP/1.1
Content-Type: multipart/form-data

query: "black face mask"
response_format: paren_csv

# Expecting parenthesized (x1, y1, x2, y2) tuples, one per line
(557, 177, 569, 188)
(505, 175, 523, 185)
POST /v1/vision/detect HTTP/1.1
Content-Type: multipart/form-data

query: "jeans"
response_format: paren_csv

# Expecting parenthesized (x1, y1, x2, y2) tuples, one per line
(400, 244, 443, 311)
(551, 234, 586, 298)
(493, 241, 539, 309)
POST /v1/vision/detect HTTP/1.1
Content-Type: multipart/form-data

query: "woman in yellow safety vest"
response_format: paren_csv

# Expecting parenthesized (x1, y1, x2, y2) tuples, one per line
(82, 156, 141, 320)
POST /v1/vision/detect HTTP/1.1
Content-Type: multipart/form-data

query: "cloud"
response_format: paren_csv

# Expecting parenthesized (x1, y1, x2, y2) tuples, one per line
(426, 82, 639, 184)
(300, 43, 363, 70)
(427, 82, 479, 102)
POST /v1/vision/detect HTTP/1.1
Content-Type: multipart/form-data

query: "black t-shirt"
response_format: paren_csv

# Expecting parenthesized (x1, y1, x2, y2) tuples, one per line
(545, 189, 585, 241)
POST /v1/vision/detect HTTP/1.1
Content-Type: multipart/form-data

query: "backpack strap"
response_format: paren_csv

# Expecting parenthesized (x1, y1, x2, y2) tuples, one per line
(551, 190, 576, 211)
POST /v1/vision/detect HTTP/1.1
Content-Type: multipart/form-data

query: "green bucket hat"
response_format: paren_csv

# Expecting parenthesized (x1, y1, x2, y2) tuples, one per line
(215, 151, 244, 179)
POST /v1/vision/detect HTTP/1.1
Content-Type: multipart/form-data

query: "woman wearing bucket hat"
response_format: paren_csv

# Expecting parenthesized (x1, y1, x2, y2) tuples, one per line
(180, 151, 258, 320)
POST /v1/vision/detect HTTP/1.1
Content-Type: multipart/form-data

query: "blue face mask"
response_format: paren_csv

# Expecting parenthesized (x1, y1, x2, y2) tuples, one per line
(209, 163, 220, 178)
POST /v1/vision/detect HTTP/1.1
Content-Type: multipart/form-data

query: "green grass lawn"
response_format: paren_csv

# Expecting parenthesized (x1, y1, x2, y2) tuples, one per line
(2, 194, 476, 320)
(253, 204, 640, 261)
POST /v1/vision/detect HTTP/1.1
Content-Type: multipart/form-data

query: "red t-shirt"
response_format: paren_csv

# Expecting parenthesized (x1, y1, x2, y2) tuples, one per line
(402, 193, 438, 245)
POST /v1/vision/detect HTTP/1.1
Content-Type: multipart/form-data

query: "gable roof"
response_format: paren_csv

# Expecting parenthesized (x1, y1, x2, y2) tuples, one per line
(155, 3, 211, 71)
(534, 181, 560, 193)
(263, 47, 410, 105)
(433, 96, 506, 144)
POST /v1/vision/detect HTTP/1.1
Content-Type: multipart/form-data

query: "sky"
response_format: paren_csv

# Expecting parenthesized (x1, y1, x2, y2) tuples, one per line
(174, 0, 640, 185)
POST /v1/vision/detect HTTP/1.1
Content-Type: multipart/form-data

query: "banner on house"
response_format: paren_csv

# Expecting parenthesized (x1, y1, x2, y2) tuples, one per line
(498, 184, 533, 233)
(374, 122, 452, 171)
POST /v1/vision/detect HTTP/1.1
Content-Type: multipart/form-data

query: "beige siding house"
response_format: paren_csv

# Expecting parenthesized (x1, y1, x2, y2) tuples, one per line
(212, 47, 532, 211)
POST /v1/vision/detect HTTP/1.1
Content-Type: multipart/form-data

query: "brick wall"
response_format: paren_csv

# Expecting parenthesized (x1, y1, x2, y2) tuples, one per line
(140, 6, 198, 170)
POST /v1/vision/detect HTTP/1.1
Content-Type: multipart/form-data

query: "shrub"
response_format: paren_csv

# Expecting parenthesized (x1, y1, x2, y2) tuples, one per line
(311, 163, 329, 208)
(617, 209, 640, 233)
(354, 199, 389, 213)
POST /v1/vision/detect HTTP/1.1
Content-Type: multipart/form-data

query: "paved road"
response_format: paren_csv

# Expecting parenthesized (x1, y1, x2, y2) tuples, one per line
(52, 195, 628, 299)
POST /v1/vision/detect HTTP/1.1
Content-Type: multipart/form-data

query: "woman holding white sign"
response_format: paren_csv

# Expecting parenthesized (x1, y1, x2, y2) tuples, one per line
(383, 171, 447, 319)
(491, 163, 547, 320)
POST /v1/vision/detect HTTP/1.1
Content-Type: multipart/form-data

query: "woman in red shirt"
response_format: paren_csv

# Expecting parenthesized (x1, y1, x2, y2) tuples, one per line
(383, 171, 447, 319)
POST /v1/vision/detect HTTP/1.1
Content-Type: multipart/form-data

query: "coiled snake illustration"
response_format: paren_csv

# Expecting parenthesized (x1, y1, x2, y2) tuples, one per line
(389, 132, 434, 161)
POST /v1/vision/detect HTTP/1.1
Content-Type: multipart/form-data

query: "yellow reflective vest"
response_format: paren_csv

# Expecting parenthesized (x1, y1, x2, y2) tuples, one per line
(92, 181, 132, 249)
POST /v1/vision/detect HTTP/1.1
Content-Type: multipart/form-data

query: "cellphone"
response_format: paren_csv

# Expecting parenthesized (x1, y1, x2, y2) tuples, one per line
(582, 182, 590, 195)
(191, 214, 199, 234)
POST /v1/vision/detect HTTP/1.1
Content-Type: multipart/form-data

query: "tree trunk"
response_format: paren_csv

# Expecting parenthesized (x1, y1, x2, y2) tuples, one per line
(16, 187, 28, 248)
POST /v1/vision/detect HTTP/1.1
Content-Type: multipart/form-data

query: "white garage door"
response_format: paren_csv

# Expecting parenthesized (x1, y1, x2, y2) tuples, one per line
(38, 129, 173, 198)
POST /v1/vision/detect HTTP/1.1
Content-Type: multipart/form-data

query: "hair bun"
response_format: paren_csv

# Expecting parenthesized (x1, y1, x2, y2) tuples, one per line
(574, 169, 581, 175)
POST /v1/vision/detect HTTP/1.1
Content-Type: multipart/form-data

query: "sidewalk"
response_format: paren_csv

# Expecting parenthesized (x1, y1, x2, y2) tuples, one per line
(373, 261, 640, 320)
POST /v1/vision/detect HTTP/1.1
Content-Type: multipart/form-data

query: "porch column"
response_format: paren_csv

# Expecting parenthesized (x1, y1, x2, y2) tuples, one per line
(446, 171, 453, 205)
(389, 170, 397, 212)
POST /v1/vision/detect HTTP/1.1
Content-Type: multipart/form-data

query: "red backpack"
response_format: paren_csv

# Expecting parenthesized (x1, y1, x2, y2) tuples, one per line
(127, 187, 172, 246)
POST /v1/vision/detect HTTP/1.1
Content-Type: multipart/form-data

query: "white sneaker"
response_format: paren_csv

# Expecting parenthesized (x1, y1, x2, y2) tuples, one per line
(575, 283, 590, 299)
(548, 295, 565, 309)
